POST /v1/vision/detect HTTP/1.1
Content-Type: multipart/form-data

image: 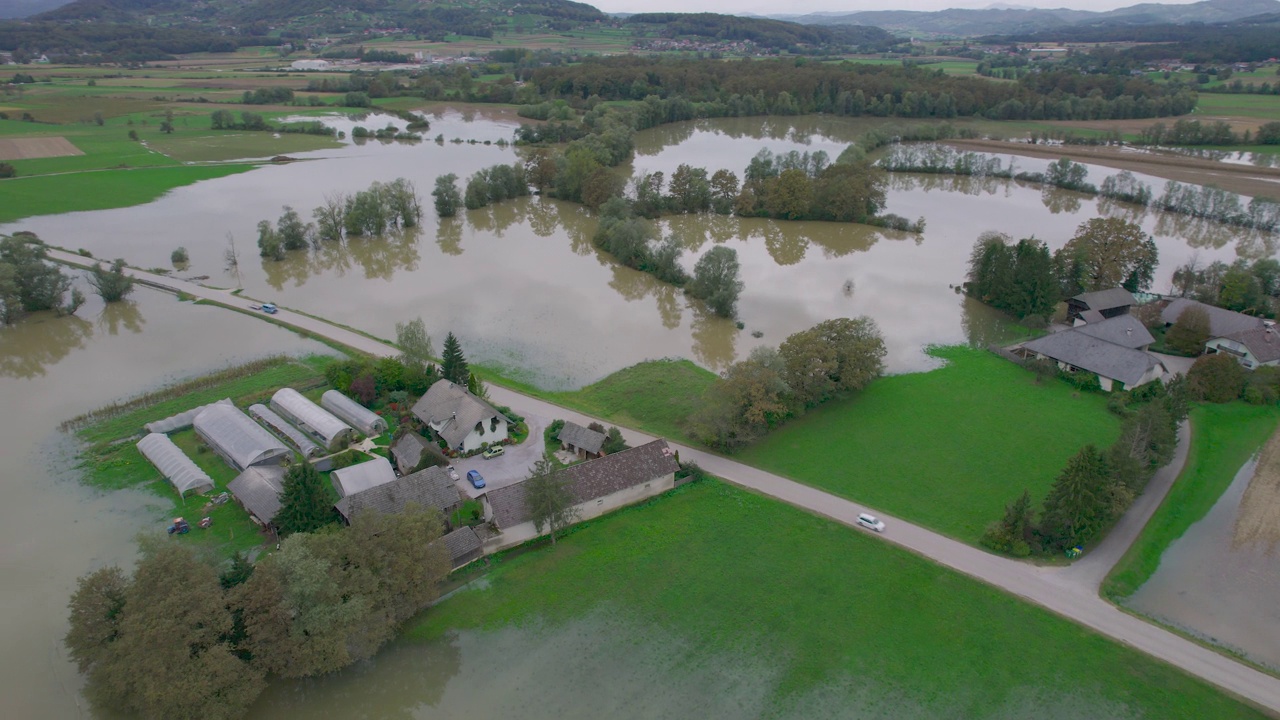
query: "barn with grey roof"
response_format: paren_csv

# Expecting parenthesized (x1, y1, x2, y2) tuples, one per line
(1020, 327, 1166, 392)
(1162, 298, 1265, 338)
(334, 465, 462, 522)
(557, 421, 606, 459)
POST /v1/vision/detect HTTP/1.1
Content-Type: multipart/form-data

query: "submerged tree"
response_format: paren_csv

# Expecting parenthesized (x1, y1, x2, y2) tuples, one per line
(688, 245, 744, 318)
(395, 317, 434, 373)
(86, 259, 135, 303)
(432, 174, 461, 218)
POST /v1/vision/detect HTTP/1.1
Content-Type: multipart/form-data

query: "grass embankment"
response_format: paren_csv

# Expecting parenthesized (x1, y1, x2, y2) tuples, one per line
(1103, 403, 1280, 600)
(411, 480, 1264, 718)
(736, 346, 1121, 543)
(0, 165, 252, 224)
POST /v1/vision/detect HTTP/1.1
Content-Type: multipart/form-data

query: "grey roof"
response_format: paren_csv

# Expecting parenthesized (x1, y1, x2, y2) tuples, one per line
(1079, 309, 1106, 325)
(330, 456, 397, 498)
(335, 465, 461, 520)
(145, 398, 233, 434)
(440, 526, 482, 566)
(391, 432, 432, 473)
(1023, 330, 1164, 386)
(227, 465, 286, 524)
(136, 433, 214, 497)
(321, 390, 388, 437)
(248, 404, 323, 459)
(1219, 326, 1280, 364)
(193, 403, 290, 472)
(557, 421, 606, 455)
(487, 439, 679, 529)
(1072, 288, 1136, 312)
(270, 388, 354, 451)
(1162, 298, 1265, 338)
(1074, 314, 1155, 350)
(411, 380, 506, 449)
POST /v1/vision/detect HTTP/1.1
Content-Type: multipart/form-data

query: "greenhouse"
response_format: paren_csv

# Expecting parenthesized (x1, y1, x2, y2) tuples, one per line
(269, 388, 354, 452)
(331, 456, 396, 498)
(227, 465, 286, 526)
(248, 404, 323, 460)
(145, 398, 232, 434)
(135, 433, 214, 498)
(321, 390, 388, 437)
(193, 403, 290, 472)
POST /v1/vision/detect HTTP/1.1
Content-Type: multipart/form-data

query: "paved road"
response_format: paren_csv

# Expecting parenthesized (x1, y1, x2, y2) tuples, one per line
(50, 251, 1280, 714)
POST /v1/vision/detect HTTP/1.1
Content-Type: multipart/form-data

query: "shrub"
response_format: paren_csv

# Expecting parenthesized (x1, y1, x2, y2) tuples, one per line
(1187, 353, 1246, 403)
(170, 247, 189, 266)
(0, 162, 15, 179)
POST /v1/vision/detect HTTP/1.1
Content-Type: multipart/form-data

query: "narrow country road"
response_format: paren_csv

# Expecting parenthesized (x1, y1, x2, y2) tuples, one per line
(49, 251, 1280, 715)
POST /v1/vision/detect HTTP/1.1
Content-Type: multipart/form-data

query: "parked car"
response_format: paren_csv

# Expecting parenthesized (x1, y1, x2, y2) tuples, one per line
(446, 465, 460, 481)
(466, 470, 486, 489)
(857, 513, 885, 532)
(482, 446, 505, 460)
(260, 303, 278, 315)
(248, 304, 261, 311)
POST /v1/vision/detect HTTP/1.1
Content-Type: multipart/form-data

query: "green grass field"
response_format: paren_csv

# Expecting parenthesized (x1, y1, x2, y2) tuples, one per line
(410, 479, 1264, 718)
(1194, 93, 1280, 120)
(735, 346, 1122, 543)
(1103, 403, 1280, 600)
(0, 164, 253, 223)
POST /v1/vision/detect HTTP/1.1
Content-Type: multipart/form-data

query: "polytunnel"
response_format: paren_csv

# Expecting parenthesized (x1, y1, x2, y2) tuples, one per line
(248, 404, 323, 460)
(193, 403, 290, 472)
(268, 388, 354, 452)
(321, 390, 388, 437)
(136, 433, 214, 498)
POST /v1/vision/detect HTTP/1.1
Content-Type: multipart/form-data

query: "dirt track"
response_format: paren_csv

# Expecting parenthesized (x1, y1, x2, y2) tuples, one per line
(0, 137, 83, 161)
(945, 139, 1280, 200)
(1235, 425, 1280, 552)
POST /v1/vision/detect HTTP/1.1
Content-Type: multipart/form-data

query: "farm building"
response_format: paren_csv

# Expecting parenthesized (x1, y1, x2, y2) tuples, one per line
(557, 421, 606, 460)
(1071, 314, 1154, 350)
(482, 439, 680, 551)
(1067, 288, 1136, 325)
(1161, 298, 1265, 338)
(1019, 326, 1166, 392)
(248, 404, 323, 459)
(331, 456, 397, 498)
(1206, 325, 1280, 369)
(334, 465, 462, 522)
(321, 390, 388, 437)
(193, 403, 291, 472)
(227, 465, 286, 527)
(135, 433, 214, 498)
(438, 526, 483, 568)
(390, 432, 433, 473)
(411, 379, 508, 453)
(270, 388, 355, 452)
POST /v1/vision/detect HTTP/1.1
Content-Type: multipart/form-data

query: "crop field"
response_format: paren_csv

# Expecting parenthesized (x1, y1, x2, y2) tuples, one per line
(0, 136, 82, 160)
(1194, 93, 1280, 122)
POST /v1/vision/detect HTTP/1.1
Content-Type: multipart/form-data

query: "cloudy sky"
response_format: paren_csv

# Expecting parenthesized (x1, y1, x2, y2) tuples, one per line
(591, 0, 1204, 15)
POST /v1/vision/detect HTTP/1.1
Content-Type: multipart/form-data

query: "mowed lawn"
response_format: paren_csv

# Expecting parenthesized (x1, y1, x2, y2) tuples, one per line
(411, 481, 1264, 719)
(736, 346, 1122, 542)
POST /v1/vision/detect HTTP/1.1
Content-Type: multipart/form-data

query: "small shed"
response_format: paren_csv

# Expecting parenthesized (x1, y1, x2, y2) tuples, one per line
(270, 388, 355, 452)
(331, 456, 397, 498)
(248, 404, 323, 460)
(193, 403, 290, 472)
(557, 421, 606, 460)
(136, 433, 214, 498)
(390, 432, 433, 473)
(439, 526, 483, 568)
(321, 390, 388, 437)
(227, 465, 286, 526)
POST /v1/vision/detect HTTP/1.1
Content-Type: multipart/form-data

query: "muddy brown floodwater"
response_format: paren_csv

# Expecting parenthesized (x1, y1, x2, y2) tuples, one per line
(0, 285, 332, 718)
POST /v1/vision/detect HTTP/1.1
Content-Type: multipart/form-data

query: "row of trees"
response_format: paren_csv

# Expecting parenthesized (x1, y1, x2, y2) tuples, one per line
(1172, 257, 1279, 318)
(256, 179, 423, 260)
(65, 507, 450, 719)
(1136, 118, 1280, 147)
(689, 317, 886, 450)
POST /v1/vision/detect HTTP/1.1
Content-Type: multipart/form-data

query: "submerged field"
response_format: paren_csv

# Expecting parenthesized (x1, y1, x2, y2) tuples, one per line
(408, 480, 1264, 719)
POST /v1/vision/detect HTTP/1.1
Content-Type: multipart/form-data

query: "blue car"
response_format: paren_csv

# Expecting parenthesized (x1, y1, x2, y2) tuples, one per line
(466, 470, 486, 489)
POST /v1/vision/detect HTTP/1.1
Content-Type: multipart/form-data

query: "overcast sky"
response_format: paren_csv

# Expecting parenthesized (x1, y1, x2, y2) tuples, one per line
(592, 0, 1205, 15)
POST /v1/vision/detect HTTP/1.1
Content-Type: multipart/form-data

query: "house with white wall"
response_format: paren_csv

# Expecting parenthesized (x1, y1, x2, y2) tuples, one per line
(411, 379, 509, 454)
(1206, 325, 1280, 369)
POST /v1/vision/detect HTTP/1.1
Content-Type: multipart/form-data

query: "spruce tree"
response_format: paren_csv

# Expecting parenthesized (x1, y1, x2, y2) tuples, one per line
(1039, 446, 1111, 551)
(440, 332, 469, 385)
(275, 462, 335, 537)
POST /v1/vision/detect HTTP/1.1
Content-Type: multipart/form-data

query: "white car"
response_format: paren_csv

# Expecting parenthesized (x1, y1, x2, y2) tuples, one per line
(446, 465, 460, 482)
(857, 513, 885, 532)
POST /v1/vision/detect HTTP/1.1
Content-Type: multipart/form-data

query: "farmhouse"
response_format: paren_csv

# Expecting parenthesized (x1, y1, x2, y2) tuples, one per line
(269, 388, 355, 452)
(1067, 288, 1136, 325)
(481, 439, 680, 551)
(1206, 325, 1280, 369)
(193, 403, 290, 472)
(330, 456, 397, 498)
(1019, 317, 1165, 392)
(334, 465, 462, 522)
(557, 421, 606, 460)
(227, 465, 287, 528)
(321, 390, 388, 437)
(411, 379, 509, 453)
(1161, 298, 1265, 338)
(135, 433, 214, 498)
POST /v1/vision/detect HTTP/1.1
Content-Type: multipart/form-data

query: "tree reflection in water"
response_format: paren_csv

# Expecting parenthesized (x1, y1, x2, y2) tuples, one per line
(0, 313, 93, 378)
(97, 300, 145, 336)
(689, 305, 737, 372)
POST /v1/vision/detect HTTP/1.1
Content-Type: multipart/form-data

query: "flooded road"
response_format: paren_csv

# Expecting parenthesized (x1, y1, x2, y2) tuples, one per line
(0, 285, 332, 717)
(1127, 457, 1280, 670)
(2, 113, 1261, 387)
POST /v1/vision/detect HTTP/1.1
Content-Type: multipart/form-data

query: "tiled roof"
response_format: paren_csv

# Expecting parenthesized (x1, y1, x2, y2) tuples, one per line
(410, 380, 506, 448)
(557, 421, 606, 454)
(440, 526, 482, 566)
(330, 456, 396, 498)
(1162, 298, 1265, 338)
(1074, 314, 1155, 349)
(1024, 330, 1163, 386)
(390, 432, 431, 472)
(1220, 326, 1280, 364)
(335, 465, 460, 520)
(1072, 288, 1136, 312)
(227, 465, 286, 524)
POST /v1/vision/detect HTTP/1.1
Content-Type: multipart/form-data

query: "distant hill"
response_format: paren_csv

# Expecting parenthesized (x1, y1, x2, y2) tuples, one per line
(623, 13, 896, 52)
(792, 0, 1280, 37)
(0, 0, 75, 19)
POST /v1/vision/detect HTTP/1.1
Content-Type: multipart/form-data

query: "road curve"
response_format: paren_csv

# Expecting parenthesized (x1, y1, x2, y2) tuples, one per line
(48, 251, 1280, 715)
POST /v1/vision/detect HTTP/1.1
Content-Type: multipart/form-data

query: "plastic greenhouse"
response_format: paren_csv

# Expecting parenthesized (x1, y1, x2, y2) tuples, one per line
(269, 388, 354, 452)
(249, 404, 323, 460)
(321, 390, 388, 437)
(136, 433, 214, 498)
(193, 403, 290, 472)
(145, 398, 232, 434)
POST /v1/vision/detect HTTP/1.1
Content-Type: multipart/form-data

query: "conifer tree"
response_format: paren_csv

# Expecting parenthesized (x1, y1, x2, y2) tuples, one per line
(275, 462, 335, 537)
(440, 332, 469, 385)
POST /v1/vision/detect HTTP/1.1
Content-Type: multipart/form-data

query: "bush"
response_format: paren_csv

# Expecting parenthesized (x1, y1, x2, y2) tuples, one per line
(1187, 353, 1246, 403)
(0, 162, 15, 179)
(171, 247, 189, 266)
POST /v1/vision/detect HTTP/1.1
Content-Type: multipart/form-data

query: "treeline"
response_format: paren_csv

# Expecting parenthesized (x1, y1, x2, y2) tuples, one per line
(689, 317, 887, 450)
(240, 87, 295, 105)
(1137, 118, 1280, 147)
(877, 144, 1012, 178)
(0, 22, 274, 62)
(463, 162, 531, 210)
(1173, 257, 1279, 318)
(623, 12, 897, 53)
(993, 19, 1280, 65)
(256, 178, 422, 260)
(984, 382, 1185, 556)
(65, 509, 449, 719)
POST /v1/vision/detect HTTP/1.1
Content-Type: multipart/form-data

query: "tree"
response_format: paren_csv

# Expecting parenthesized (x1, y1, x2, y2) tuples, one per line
(524, 453, 579, 546)
(0, 262, 20, 325)
(581, 167, 625, 210)
(275, 462, 336, 537)
(778, 317, 886, 407)
(276, 206, 311, 251)
(256, 219, 284, 261)
(395, 317, 434, 372)
(688, 346, 793, 451)
(86, 259, 135, 303)
(764, 168, 814, 220)
(668, 163, 712, 213)
(1055, 218, 1158, 292)
(709, 169, 739, 214)
(1187, 353, 1247, 403)
(602, 427, 627, 454)
(981, 490, 1034, 556)
(440, 332, 469, 385)
(0, 162, 15, 178)
(64, 566, 128, 674)
(432, 174, 461, 217)
(1166, 306, 1210, 356)
(688, 246, 744, 318)
(0, 235, 71, 315)
(1039, 445, 1113, 551)
(170, 246, 189, 267)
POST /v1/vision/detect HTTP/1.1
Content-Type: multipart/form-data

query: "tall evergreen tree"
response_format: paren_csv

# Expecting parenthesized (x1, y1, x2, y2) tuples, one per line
(275, 462, 335, 537)
(1039, 445, 1112, 551)
(440, 332, 469, 385)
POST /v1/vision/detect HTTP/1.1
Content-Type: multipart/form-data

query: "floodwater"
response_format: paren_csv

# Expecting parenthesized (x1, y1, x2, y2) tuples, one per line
(1127, 457, 1280, 670)
(1, 112, 1263, 387)
(0, 284, 332, 718)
